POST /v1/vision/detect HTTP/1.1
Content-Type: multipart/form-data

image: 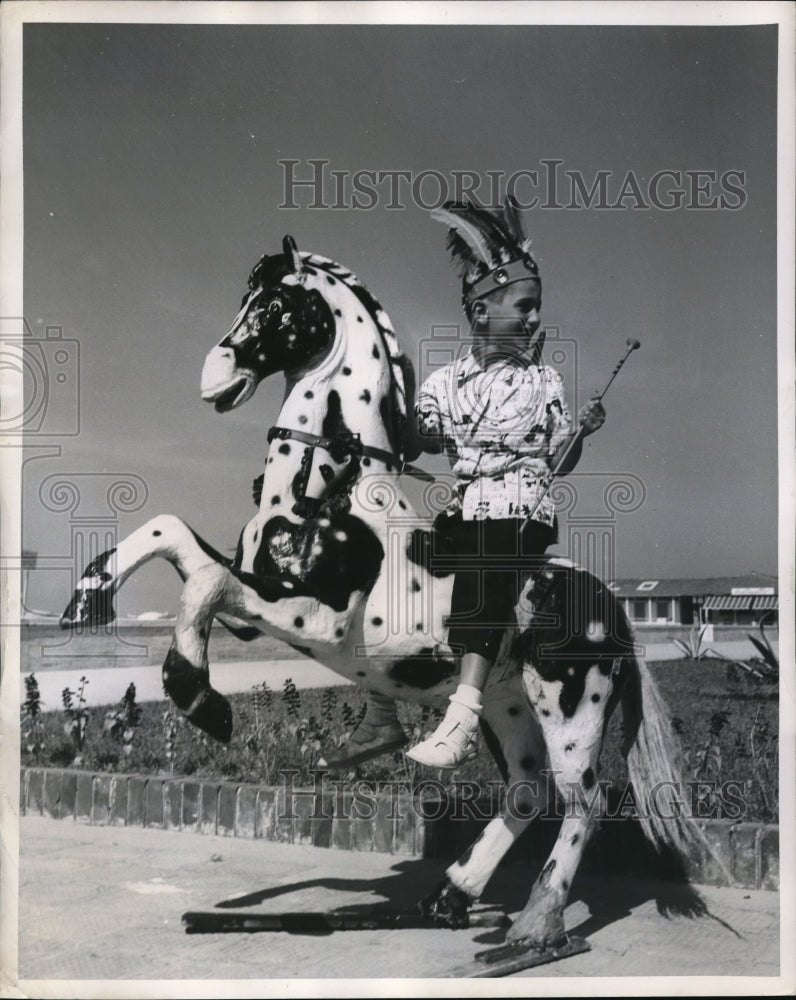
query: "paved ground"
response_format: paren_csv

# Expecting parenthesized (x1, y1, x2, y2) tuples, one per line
(21, 659, 350, 710)
(10, 815, 783, 989)
(20, 638, 774, 709)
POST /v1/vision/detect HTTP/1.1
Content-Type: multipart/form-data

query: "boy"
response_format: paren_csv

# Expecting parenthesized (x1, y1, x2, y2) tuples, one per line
(404, 200, 604, 766)
(321, 200, 604, 770)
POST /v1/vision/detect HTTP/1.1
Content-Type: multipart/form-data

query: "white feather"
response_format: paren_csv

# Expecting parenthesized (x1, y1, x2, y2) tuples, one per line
(430, 206, 496, 268)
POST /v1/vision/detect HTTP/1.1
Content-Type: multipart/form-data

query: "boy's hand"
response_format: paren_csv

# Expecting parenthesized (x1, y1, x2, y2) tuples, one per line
(578, 398, 606, 436)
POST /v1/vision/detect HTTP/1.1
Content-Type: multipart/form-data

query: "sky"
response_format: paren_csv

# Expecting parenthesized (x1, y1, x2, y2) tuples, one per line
(17, 18, 781, 616)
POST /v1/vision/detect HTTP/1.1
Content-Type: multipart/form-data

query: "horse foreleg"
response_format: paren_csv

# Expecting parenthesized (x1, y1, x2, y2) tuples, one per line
(162, 561, 241, 743)
(506, 665, 614, 949)
(60, 514, 227, 627)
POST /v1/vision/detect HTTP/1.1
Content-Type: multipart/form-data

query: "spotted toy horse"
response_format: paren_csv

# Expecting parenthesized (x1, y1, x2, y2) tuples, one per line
(62, 236, 705, 952)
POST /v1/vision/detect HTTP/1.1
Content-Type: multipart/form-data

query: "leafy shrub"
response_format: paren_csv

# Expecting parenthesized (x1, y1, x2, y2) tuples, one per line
(20, 658, 779, 822)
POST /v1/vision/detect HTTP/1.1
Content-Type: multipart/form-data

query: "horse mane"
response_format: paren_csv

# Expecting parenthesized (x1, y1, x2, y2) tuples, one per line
(302, 252, 410, 461)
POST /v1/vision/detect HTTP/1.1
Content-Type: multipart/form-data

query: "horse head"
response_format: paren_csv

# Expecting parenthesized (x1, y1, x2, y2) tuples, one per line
(202, 236, 409, 465)
(201, 235, 337, 412)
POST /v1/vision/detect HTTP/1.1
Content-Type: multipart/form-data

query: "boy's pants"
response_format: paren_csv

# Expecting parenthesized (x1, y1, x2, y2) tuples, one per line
(432, 512, 556, 662)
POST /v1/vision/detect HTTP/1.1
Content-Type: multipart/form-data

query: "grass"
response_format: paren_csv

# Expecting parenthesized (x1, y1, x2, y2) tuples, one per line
(21, 659, 779, 823)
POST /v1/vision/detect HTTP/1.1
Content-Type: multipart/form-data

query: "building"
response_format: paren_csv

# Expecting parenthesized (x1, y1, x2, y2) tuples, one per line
(607, 573, 779, 630)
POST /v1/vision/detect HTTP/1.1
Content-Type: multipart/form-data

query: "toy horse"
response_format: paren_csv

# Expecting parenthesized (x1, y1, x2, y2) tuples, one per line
(62, 237, 706, 953)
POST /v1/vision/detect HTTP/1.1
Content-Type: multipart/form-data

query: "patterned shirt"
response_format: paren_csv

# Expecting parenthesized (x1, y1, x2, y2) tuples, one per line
(416, 348, 572, 524)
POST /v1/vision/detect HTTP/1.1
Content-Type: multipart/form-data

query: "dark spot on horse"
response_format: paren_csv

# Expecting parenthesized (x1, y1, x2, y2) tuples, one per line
(342, 366, 352, 375)
(359, 389, 371, 403)
(565, 742, 575, 752)
(246, 511, 384, 612)
(335, 628, 344, 638)
(507, 705, 521, 717)
(375, 497, 384, 506)
(520, 755, 536, 772)
(321, 389, 353, 441)
(271, 495, 281, 506)
(591, 693, 600, 702)
(583, 767, 595, 790)
(294, 616, 304, 628)
(327, 275, 336, 284)
(363, 457, 371, 466)
(479, 718, 509, 783)
(389, 649, 455, 689)
(268, 457, 273, 464)
(279, 443, 291, 455)
(298, 415, 308, 425)
(398, 500, 406, 509)
(416, 623, 424, 631)
(372, 617, 383, 626)
(304, 390, 314, 399)
(356, 671, 366, 677)
(371, 344, 379, 357)
(357, 315, 363, 323)
(541, 708, 551, 717)
(334, 308, 341, 317)
(319, 464, 335, 483)
(561, 879, 569, 892)
(571, 834, 580, 845)
(153, 530, 161, 537)
(411, 578, 421, 592)
(540, 859, 557, 882)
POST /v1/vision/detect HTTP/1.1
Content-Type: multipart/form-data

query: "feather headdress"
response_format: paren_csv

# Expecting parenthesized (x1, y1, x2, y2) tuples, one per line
(431, 197, 539, 305)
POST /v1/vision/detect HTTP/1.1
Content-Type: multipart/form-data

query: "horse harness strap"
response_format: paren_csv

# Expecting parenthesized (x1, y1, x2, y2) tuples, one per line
(267, 425, 435, 482)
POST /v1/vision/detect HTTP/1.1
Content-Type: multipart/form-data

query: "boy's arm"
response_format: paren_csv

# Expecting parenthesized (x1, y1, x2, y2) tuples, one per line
(397, 356, 444, 459)
(550, 398, 606, 475)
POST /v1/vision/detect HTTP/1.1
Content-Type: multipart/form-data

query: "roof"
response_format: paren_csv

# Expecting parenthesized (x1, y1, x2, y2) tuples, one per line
(606, 573, 778, 599)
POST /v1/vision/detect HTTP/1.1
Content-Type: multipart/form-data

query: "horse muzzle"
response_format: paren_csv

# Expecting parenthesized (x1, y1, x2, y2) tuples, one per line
(201, 347, 257, 412)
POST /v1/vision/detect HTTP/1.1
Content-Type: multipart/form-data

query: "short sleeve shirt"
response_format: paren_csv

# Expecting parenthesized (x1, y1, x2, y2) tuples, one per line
(416, 348, 572, 524)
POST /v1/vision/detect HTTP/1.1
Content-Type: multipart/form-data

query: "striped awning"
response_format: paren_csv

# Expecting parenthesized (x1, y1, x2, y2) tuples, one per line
(753, 595, 779, 610)
(702, 595, 754, 611)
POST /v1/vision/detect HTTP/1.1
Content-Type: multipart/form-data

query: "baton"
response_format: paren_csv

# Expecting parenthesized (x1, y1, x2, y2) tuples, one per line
(520, 338, 641, 531)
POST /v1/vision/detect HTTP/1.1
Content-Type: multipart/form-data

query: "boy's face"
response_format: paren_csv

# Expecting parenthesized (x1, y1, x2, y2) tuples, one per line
(474, 278, 542, 343)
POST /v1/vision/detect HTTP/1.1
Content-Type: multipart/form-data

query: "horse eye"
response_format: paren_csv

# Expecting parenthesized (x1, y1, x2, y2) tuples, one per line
(267, 299, 282, 315)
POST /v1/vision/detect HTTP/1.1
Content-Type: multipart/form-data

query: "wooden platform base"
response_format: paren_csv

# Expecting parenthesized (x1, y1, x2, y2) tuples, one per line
(181, 909, 510, 934)
(448, 935, 591, 978)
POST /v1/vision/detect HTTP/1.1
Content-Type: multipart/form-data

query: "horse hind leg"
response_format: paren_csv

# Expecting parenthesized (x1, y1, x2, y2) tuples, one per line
(420, 684, 547, 927)
(505, 662, 616, 949)
(60, 514, 225, 628)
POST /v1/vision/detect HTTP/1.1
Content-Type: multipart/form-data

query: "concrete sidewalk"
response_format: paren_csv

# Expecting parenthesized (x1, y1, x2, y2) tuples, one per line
(21, 659, 352, 710)
(12, 815, 782, 987)
(20, 638, 774, 709)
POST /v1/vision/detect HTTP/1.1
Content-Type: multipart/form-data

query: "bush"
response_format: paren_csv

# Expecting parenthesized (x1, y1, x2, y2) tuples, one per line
(21, 661, 779, 822)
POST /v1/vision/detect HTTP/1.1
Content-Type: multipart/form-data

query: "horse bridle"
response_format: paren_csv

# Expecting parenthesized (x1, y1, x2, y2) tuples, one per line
(267, 424, 434, 482)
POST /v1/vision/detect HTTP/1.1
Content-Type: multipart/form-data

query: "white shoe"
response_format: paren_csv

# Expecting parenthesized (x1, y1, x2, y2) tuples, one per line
(406, 702, 479, 769)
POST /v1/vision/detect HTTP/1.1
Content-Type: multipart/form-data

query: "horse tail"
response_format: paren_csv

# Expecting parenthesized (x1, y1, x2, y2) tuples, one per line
(620, 654, 712, 864)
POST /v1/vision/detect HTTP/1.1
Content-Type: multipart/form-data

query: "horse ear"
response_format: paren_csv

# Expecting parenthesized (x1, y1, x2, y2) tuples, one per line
(282, 235, 303, 277)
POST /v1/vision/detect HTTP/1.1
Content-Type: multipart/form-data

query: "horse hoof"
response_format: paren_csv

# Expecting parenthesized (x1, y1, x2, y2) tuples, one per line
(60, 589, 116, 629)
(506, 914, 567, 949)
(187, 688, 234, 744)
(163, 648, 233, 744)
(419, 877, 472, 929)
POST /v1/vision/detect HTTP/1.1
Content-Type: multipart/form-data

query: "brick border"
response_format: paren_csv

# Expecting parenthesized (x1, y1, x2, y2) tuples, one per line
(19, 767, 779, 891)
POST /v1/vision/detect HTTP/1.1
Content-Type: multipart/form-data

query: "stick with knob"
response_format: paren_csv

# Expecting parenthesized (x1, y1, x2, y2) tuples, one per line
(520, 338, 641, 531)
